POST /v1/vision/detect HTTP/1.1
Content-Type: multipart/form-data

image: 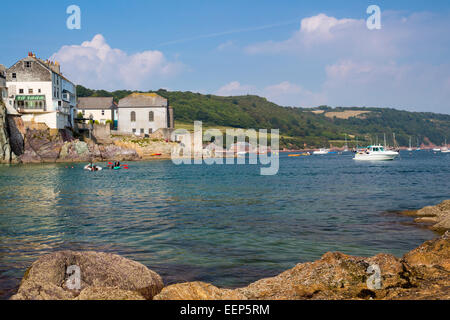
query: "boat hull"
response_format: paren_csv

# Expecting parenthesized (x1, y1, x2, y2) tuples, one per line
(353, 153, 398, 161)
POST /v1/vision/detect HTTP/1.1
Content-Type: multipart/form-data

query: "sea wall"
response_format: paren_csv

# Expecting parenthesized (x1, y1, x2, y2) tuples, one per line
(10, 202, 450, 300)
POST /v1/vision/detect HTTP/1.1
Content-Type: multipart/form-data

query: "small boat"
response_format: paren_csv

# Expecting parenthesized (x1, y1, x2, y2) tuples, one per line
(353, 145, 399, 161)
(313, 148, 329, 155)
(151, 153, 162, 156)
(288, 154, 301, 157)
(84, 165, 102, 171)
(433, 148, 441, 152)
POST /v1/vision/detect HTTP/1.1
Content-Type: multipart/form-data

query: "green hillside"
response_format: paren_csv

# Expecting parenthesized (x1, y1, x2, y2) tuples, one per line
(77, 85, 450, 149)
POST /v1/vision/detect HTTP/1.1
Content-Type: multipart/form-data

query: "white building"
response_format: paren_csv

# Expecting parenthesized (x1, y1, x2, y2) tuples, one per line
(6, 52, 77, 129)
(117, 93, 173, 135)
(77, 97, 118, 125)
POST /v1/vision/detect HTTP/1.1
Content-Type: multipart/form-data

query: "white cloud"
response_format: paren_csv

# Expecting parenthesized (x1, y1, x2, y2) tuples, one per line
(217, 40, 234, 51)
(242, 12, 450, 112)
(216, 81, 256, 96)
(51, 34, 184, 90)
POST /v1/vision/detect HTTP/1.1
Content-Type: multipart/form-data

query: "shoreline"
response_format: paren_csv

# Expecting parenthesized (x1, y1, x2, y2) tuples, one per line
(8, 200, 450, 300)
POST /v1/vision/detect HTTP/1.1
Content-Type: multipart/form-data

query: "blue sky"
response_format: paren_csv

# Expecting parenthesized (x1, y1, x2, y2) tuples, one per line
(1, 0, 450, 113)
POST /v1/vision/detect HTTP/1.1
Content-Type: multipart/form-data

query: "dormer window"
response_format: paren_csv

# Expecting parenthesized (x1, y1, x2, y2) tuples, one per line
(25, 61, 32, 68)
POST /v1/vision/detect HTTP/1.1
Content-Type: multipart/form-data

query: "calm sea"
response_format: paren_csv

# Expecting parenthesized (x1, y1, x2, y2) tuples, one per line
(0, 151, 449, 298)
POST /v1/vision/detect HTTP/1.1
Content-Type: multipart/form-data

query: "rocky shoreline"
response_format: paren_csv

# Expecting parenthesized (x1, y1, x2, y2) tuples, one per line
(9, 201, 450, 300)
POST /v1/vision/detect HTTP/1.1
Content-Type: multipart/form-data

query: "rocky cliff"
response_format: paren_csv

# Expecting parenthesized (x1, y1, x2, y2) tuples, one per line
(0, 101, 12, 163)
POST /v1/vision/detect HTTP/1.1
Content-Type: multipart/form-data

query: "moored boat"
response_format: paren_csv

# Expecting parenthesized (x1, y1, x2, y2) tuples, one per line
(313, 148, 329, 155)
(353, 145, 399, 161)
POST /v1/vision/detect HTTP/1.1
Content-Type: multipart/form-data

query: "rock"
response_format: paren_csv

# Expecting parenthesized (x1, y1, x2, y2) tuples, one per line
(153, 282, 246, 300)
(11, 251, 163, 300)
(403, 231, 450, 271)
(155, 233, 449, 301)
(233, 252, 409, 300)
(59, 140, 91, 161)
(20, 129, 65, 162)
(0, 102, 12, 163)
(401, 200, 450, 233)
(75, 287, 146, 300)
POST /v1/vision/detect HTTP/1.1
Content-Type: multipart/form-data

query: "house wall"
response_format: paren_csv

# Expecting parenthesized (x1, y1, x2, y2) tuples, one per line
(80, 108, 114, 123)
(6, 57, 75, 129)
(118, 107, 168, 135)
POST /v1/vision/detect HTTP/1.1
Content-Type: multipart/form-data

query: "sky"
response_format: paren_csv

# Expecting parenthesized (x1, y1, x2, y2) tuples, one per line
(1, 0, 450, 114)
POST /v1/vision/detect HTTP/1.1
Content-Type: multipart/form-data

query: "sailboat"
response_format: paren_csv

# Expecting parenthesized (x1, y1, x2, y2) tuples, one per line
(442, 139, 450, 153)
(407, 136, 413, 152)
(343, 134, 349, 152)
(416, 137, 421, 151)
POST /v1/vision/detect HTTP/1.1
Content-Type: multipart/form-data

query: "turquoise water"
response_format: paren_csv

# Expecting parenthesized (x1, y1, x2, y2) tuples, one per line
(0, 151, 449, 298)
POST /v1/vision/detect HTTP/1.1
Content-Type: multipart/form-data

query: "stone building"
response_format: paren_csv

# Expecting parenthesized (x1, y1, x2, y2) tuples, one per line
(77, 97, 118, 126)
(6, 52, 77, 129)
(117, 93, 174, 135)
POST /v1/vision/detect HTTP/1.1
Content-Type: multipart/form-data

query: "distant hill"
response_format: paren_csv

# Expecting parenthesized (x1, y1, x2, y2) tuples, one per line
(76, 85, 450, 149)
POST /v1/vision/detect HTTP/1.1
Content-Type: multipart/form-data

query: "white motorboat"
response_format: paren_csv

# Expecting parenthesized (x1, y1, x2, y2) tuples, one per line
(313, 148, 329, 155)
(433, 148, 441, 152)
(353, 145, 399, 161)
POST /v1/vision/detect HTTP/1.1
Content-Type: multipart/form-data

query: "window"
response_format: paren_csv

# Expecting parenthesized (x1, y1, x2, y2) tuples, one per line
(25, 61, 32, 68)
(149, 128, 153, 134)
(12, 73, 16, 79)
(38, 89, 41, 93)
(82, 110, 85, 115)
(58, 101, 61, 107)
(132, 128, 136, 133)
(101, 110, 105, 116)
(140, 128, 144, 134)
(28, 89, 33, 94)
(19, 89, 24, 94)
(131, 111, 136, 122)
(149, 111, 154, 122)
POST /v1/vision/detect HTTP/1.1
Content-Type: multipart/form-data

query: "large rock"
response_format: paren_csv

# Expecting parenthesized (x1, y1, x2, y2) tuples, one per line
(20, 129, 66, 162)
(11, 251, 163, 300)
(406, 200, 450, 233)
(233, 252, 410, 300)
(154, 282, 246, 300)
(155, 233, 449, 301)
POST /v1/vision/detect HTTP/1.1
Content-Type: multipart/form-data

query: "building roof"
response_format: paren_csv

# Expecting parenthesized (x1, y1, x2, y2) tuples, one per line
(118, 93, 167, 108)
(8, 53, 75, 85)
(77, 97, 117, 110)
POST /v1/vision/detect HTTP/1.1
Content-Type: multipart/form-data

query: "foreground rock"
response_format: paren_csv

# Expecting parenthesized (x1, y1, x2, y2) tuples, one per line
(11, 251, 163, 300)
(401, 200, 450, 233)
(154, 232, 450, 300)
(154, 282, 247, 300)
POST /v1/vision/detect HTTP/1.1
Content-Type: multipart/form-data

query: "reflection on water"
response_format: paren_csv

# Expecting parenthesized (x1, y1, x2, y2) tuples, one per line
(0, 151, 449, 299)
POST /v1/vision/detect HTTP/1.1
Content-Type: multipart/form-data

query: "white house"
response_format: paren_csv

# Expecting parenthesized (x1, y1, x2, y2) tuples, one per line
(77, 97, 117, 125)
(117, 93, 173, 135)
(6, 52, 77, 129)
